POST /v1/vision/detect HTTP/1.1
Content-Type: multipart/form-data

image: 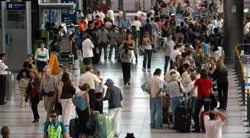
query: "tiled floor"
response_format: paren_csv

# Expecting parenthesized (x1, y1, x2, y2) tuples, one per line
(0, 51, 248, 138)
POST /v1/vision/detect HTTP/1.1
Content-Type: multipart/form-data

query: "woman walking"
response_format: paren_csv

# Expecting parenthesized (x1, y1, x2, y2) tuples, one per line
(26, 70, 41, 123)
(34, 42, 49, 78)
(141, 31, 153, 71)
(120, 45, 133, 85)
(58, 72, 76, 126)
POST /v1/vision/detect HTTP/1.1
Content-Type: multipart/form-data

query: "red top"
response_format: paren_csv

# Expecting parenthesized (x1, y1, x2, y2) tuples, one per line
(194, 78, 212, 99)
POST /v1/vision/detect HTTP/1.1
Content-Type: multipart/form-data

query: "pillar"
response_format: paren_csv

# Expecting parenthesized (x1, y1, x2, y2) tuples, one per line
(223, 0, 244, 64)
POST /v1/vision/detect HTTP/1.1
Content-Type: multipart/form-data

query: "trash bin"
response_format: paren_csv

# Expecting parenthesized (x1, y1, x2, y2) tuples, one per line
(5, 71, 15, 101)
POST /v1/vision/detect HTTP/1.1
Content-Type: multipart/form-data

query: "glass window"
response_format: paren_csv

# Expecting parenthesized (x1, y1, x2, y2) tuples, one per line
(7, 11, 25, 29)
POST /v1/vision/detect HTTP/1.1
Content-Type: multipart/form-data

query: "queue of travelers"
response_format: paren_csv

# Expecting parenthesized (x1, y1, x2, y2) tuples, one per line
(0, 0, 229, 138)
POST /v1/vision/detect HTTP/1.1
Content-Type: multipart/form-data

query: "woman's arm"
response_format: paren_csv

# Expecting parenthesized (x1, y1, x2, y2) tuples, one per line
(83, 92, 91, 115)
(57, 82, 63, 101)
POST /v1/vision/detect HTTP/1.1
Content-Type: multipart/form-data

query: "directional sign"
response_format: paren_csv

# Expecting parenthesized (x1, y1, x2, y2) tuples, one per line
(6, 2, 26, 11)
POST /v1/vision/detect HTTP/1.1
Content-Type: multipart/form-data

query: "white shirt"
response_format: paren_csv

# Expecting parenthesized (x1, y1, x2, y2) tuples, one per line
(106, 9, 114, 22)
(170, 49, 181, 62)
(244, 22, 250, 35)
(0, 59, 8, 75)
(146, 75, 163, 98)
(98, 11, 105, 20)
(163, 39, 175, 57)
(34, 48, 49, 62)
(79, 71, 101, 89)
(82, 38, 94, 58)
(132, 20, 142, 31)
(204, 115, 225, 138)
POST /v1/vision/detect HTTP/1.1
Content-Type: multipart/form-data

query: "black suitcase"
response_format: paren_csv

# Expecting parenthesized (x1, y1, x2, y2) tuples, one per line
(69, 118, 79, 138)
(174, 105, 192, 132)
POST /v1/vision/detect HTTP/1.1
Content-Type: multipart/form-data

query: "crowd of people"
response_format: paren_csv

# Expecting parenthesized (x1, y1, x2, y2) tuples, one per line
(0, 0, 230, 137)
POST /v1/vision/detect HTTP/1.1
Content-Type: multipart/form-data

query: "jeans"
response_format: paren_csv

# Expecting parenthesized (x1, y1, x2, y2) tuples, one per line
(150, 97, 162, 127)
(164, 56, 170, 74)
(99, 42, 107, 60)
(143, 49, 152, 69)
(108, 108, 121, 134)
(193, 99, 210, 130)
(189, 97, 197, 114)
(109, 44, 118, 59)
(121, 62, 131, 84)
(170, 96, 183, 124)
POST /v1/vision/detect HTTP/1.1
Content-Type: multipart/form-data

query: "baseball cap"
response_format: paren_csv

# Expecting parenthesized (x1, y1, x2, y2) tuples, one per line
(104, 78, 114, 85)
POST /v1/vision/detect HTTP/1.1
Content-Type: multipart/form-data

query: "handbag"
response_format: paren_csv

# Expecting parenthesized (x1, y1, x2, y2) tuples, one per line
(139, 46, 145, 56)
(72, 95, 88, 111)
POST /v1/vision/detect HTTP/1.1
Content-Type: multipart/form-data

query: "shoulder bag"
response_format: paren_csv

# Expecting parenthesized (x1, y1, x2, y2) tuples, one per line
(72, 93, 88, 111)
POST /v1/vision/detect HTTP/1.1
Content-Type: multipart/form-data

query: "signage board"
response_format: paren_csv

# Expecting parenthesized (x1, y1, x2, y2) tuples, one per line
(61, 0, 78, 24)
(6, 2, 25, 11)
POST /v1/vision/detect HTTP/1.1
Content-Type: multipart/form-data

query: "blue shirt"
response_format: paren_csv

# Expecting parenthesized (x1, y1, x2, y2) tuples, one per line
(43, 121, 67, 138)
(202, 42, 210, 55)
(118, 18, 132, 29)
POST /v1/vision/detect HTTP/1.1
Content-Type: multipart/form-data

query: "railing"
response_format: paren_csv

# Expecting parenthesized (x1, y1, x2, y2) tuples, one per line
(235, 44, 250, 126)
(234, 45, 246, 105)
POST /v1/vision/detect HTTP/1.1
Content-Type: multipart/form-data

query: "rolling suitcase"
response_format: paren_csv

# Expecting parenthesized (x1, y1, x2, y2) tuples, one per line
(69, 118, 79, 138)
(174, 101, 192, 132)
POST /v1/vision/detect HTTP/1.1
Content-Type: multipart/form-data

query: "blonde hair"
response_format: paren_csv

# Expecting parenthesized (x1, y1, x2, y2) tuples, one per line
(216, 60, 227, 73)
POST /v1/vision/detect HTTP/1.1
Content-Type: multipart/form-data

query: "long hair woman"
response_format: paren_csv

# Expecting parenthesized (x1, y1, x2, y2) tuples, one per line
(58, 72, 75, 126)
(120, 45, 133, 85)
(141, 31, 153, 71)
(26, 70, 41, 123)
(214, 60, 228, 110)
(76, 83, 91, 138)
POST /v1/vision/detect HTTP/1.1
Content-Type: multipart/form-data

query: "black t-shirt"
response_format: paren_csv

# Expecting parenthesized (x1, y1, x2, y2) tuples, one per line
(16, 68, 31, 81)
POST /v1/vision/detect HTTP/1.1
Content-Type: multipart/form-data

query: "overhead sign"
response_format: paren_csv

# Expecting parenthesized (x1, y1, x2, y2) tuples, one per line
(61, 0, 78, 24)
(6, 2, 26, 10)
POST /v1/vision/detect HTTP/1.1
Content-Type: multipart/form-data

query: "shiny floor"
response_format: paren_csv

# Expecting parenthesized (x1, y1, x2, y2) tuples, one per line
(0, 51, 248, 138)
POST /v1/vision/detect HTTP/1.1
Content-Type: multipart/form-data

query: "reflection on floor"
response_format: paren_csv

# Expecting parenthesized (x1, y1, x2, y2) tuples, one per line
(0, 51, 248, 138)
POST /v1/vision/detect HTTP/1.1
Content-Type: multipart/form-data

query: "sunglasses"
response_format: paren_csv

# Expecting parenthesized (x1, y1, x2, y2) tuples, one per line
(50, 115, 57, 118)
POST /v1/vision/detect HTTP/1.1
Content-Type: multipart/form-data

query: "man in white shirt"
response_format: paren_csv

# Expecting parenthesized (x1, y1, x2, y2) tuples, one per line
(132, 16, 142, 32)
(106, 7, 114, 23)
(82, 34, 94, 68)
(79, 66, 101, 110)
(146, 68, 163, 129)
(0, 53, 8, 105)
(204, 109, 226, 138)
(170, 44, 182, 63)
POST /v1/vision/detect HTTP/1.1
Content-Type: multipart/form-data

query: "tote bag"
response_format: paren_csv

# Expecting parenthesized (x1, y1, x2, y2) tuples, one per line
(72, 95, 88, 111)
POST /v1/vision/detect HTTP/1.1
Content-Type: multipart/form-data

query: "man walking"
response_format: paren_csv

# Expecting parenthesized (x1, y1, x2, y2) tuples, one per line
(41, 67, 59, 122)
(103, 79, 123, 137)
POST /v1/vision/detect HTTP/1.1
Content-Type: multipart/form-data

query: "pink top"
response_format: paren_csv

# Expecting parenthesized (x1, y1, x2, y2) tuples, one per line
(156, 22, 163, 30)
